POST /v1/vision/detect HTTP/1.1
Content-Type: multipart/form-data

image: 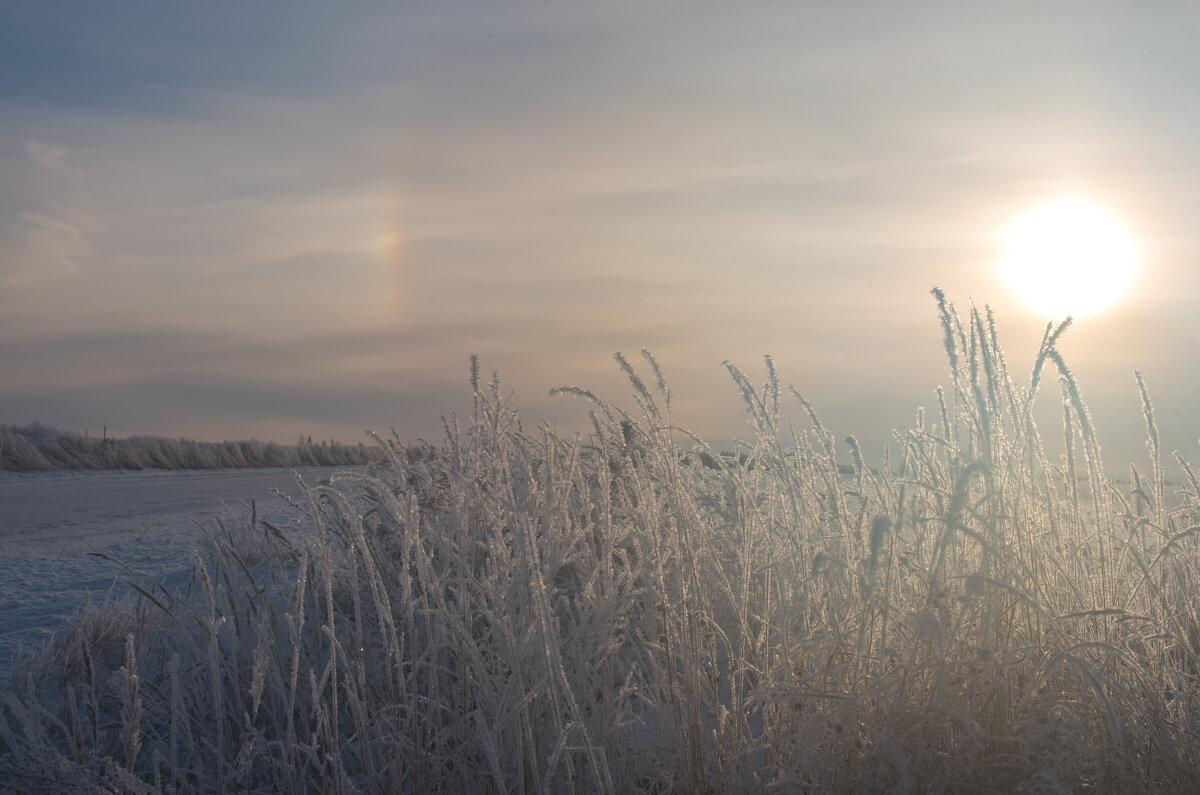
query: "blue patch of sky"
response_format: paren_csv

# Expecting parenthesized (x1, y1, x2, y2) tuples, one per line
(0, 3, 407, 111)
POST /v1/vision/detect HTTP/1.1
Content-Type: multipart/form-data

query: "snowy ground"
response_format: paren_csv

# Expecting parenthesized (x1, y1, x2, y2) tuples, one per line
(0, 466, 354, 686)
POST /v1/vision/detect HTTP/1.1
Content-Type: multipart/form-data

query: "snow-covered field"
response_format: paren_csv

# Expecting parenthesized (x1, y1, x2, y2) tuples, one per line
(0, 466, 351, 685)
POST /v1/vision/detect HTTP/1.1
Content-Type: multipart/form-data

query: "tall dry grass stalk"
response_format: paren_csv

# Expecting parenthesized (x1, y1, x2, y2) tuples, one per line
(2, 290, 1199, 792)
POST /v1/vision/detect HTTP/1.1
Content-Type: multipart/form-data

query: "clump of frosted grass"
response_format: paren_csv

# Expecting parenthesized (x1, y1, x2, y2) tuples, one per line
(3, 291, 1200, 791)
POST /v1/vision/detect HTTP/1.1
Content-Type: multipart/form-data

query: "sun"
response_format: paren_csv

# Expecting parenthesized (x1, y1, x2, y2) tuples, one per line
(1002, 198, 1137, 319)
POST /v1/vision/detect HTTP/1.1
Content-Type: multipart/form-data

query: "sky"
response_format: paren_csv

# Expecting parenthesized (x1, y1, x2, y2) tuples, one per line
(2, 1, 1198, 470)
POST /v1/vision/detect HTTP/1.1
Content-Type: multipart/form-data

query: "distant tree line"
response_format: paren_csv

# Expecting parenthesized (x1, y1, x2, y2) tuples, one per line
(0, 422, 383, 472)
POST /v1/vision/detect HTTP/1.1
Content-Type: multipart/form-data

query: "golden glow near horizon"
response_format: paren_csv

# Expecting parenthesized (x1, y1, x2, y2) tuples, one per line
(1002, 198, 1137, 319)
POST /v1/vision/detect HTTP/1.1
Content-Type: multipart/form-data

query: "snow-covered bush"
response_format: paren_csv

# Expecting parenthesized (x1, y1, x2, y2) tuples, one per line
(0, 426, 381, 472)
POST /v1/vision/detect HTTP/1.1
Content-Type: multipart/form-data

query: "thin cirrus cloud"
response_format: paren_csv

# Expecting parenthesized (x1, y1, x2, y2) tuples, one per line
(0, 2, 1198, 466)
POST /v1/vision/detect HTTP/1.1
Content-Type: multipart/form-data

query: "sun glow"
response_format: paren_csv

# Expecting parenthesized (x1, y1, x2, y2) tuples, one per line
(1003, 198, 1137, 319)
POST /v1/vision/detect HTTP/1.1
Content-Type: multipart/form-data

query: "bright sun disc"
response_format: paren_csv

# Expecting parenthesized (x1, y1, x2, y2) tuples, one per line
(1003, 198, 1137, 319)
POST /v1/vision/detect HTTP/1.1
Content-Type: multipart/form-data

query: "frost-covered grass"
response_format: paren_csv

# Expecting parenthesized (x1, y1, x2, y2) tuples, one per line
(0, 424, 381, 472)
(3, 290, 1200, 792)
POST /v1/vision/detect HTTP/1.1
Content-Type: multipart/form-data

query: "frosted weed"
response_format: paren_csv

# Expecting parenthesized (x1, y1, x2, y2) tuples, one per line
(1, 290, 1198, 792)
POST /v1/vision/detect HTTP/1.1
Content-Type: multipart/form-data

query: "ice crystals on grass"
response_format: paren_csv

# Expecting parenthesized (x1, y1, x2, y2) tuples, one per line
(912, 607, 944, 652)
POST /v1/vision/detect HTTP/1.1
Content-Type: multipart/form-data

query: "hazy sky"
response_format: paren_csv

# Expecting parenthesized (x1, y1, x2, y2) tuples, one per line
(2, 2, 1198, 469)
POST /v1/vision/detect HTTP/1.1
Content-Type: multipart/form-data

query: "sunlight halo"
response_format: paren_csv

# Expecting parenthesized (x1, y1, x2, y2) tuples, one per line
(1002, 198, 1137, 319)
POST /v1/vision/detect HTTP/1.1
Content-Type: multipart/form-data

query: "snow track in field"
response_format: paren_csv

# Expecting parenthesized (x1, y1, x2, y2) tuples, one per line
(0, 466, 352, 685)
